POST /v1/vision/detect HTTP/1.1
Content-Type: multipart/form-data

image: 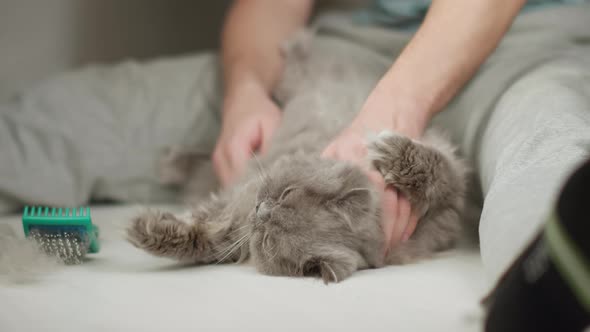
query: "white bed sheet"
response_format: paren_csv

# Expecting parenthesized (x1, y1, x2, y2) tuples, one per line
(0, 205, 486, 332)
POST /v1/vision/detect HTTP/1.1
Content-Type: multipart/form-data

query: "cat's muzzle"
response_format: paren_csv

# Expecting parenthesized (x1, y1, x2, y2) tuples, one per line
(256, 201, 272, 222)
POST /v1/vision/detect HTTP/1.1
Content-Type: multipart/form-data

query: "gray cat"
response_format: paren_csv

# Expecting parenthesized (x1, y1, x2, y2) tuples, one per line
(126, 31, 469, 283)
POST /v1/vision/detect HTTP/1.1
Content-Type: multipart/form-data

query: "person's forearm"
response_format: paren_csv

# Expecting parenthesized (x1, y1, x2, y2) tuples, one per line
(371, 0, 526, 134)
(221, 0, 314, 100)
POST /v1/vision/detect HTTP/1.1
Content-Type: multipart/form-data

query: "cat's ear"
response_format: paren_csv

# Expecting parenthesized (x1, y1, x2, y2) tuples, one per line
(339, 188, 371, 202)
(334, 188, 373, 212)
(329, 188, 374, 229)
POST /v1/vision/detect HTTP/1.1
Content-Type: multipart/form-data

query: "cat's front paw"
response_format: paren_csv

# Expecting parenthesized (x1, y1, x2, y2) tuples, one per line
(127, 210, 199, 261)
(369, 131, 456, 209)
(368, 130, 467, 218)
(368, 131, 429, 203)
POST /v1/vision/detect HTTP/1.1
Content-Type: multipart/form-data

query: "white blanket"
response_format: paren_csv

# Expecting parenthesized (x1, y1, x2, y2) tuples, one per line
(0, 205, 486, 332)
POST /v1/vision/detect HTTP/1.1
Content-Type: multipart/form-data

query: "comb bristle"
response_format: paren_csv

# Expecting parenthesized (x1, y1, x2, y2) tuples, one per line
(24, 206, 29, 217)
(28, 227, 89, 265)
(44, 207, 49, 216)
(51, 207, 56, 216)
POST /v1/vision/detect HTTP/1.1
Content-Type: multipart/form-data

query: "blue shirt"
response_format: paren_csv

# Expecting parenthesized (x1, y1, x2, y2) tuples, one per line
(355, 0, 589, 29)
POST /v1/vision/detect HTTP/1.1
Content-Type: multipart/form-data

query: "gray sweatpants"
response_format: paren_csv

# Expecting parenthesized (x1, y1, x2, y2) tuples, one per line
(1, 5, 589, 283)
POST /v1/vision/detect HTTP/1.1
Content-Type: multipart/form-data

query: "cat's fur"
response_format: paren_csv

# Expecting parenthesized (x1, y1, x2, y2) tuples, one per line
(127, 31, 469, 283)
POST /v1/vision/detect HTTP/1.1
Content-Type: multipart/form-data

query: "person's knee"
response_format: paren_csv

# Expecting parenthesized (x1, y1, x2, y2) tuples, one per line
(480, 60, 590, 177)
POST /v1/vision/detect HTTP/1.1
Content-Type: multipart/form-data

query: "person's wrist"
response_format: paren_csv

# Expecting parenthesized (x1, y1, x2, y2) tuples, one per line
(389, 98, 430, 138)
(224, 72, 267, 99)
(223, 72, 272, 115)
(357, 74, 432, 139)
(223, 58, 272, 94)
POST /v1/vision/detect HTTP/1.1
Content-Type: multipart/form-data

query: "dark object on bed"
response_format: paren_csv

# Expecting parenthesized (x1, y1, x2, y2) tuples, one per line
(484, 157, 590, 332)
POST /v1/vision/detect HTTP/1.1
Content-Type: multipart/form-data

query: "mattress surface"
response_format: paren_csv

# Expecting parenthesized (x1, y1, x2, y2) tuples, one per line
(0, 205, 486, 332)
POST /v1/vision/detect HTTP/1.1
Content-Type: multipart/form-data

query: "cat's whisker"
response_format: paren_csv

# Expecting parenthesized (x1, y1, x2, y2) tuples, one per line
(348, 187, 371, 193)
(264, 238, 275, 258)
(217, 234, 251, 264)
(209, 232, 249, 262)
(249, 149, 271, 183)
(215, 232, 251, 264)
(269, 243, 280, 261)
(217, 233, 248, 256)
(225, 223, 250, 238)
(249, 149, 275, 198)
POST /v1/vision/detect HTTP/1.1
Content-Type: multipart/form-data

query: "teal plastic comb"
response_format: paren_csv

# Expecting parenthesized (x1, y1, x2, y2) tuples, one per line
(22, 206, 100, 264)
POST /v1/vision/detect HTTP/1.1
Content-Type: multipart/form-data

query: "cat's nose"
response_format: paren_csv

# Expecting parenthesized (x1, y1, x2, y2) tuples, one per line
(256, 201, 271, 222)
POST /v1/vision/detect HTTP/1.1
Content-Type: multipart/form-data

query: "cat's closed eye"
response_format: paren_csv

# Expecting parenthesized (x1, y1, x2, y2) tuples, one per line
(279, 186, 298, 202)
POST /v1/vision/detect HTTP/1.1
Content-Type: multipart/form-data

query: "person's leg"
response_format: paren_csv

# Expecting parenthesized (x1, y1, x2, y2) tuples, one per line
(0, 54, 222, 214)
(424, 4, 590, 283)
(476, 52, 590, 282)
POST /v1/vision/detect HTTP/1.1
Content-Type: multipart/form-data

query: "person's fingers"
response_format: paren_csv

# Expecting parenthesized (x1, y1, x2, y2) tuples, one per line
(321, 144, 335, 159)
(324, 144, 347, 162)
(402, 212, 419, 242)
(380, 186, 397, 253)
(353, 141, 367, 160)
(212, 145, 231, 188)
(366, 170, 386, 190)
(229, 123, 262, 184)
(391, 190, 411, 247)
(321, 132, 367, 163)
(384, 188, 399, 251)
(338, 142, 367, 164)
(258, 119, 275, 155)
(226, 142, 249, 186)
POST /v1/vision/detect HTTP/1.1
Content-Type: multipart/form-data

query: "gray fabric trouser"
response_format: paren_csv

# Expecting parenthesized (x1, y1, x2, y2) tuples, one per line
(1, 5, 589, 283)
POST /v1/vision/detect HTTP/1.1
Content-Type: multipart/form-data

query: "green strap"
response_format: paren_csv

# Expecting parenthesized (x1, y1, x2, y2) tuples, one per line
(545, 213, 590, 313)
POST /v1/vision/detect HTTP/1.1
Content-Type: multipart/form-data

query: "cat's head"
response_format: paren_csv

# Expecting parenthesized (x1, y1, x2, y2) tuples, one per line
(248, 155, 384, 283)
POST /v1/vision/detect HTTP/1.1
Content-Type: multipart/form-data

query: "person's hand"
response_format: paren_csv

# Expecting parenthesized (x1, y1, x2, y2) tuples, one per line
(213, 82, 281, 187)
(323, 128, 418, 253)
(374, 174, 419, 254)
(322, 81, 427, 252)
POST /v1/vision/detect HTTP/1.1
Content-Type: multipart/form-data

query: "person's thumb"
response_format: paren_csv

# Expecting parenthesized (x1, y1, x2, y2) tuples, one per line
(321, 143, 335, 159)
(225, 136, 253, 186)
